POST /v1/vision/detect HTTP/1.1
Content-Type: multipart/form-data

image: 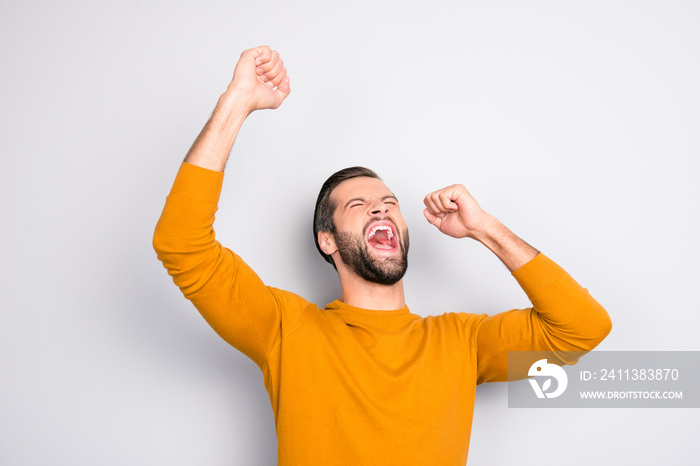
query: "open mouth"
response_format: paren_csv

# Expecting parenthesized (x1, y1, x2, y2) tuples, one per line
(366, 222, 398, 250)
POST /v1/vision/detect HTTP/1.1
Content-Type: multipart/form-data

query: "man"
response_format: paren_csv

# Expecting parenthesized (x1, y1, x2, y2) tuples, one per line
(154, 46, 612, 465)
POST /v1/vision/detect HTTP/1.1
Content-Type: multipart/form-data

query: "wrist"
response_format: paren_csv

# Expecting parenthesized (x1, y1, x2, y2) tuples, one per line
(217, 82, 256, 116)
(182, 90, 252, 172)
(215, 89, 255, 123)
(470, 214, 539, 272)
(210, 89, 254, 146)
(469, 213, 505, 245)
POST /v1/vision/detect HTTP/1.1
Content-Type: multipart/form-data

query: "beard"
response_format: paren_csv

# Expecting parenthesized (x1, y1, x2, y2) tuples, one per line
(333, 226, 409, 286)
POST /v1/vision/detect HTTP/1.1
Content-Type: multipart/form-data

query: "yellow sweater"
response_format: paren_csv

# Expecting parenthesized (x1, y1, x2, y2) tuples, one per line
(153, 163, 612, 465)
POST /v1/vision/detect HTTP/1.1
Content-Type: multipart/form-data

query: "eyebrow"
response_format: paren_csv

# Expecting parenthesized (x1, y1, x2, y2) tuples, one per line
(344, 195, 399, 209)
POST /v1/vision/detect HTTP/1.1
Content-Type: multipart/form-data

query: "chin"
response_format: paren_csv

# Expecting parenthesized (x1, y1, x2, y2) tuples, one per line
(333, 229, 409, 286)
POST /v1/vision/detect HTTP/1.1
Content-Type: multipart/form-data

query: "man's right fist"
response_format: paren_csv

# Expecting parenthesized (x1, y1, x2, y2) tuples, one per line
(227, 45, 291, 113)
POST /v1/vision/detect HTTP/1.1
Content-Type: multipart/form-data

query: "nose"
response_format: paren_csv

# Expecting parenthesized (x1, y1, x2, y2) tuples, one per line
(368, 199, 388, 216)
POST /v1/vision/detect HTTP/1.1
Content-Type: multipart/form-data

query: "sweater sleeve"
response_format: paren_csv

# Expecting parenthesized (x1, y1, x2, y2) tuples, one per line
(474, 253, 612, 384)
(152, 162, 285, 369)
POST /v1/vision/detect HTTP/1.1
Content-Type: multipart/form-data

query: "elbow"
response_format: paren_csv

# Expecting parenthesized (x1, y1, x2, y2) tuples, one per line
(152, 219, 181, 269)
(591, 308, 613, 347)
(152, 221, 169, 261)
(599, 311, 613, 338)
(152, 220, 166, 257)
(571, 288, 613, 350)
(577, 303, 613, 351)
(546, 302, 613, 354)
(152, 216, 179, 260)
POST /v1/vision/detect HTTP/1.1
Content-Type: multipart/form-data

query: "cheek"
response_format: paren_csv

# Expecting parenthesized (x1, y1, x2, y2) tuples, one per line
(339, 213, 366, 232)
(393, 212, 408, 230)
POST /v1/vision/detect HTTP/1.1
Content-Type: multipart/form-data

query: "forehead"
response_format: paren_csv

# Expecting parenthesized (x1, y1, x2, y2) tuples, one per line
(330, 176, 394, 206)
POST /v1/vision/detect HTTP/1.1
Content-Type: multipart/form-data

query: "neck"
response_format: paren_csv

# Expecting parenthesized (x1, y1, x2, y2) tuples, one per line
(338, 272, 406, 310)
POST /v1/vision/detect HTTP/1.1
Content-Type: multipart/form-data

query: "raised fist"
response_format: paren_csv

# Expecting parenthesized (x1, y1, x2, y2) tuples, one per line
(423, 184, 488, 240)
(226, 45, 291, 113)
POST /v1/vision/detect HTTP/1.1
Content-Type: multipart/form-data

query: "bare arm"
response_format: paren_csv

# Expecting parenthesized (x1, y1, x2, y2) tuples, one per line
(423, 184, 538, 271)
(185, 46, 291, 172)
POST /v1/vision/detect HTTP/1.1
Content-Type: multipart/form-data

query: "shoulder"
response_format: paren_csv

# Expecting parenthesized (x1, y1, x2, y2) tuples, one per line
(267, 286, 337, 332)
(268, 286, 317, 309)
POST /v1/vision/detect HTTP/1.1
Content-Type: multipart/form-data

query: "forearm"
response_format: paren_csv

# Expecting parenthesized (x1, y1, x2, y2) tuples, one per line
(470, 213, 539, 272)
(184, 91, 251, 172)
(183, 45, 291, 172)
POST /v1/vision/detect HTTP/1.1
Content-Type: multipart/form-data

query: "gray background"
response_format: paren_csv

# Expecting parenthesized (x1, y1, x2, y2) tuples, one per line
(2, 0, 698, 464)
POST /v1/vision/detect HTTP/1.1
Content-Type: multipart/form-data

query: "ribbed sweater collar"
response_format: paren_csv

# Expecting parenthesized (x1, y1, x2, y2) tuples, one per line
(324, 300, 418, 332)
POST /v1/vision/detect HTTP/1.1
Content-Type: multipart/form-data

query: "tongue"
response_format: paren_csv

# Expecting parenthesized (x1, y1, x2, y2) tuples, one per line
(368, 230, 393, 249)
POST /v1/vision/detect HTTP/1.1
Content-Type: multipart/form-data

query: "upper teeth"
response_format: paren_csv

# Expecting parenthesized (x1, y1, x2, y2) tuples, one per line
(368, 225, 394, 239)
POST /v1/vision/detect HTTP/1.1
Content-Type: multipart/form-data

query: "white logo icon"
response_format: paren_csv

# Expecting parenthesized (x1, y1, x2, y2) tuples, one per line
(528, 359, 568, 399)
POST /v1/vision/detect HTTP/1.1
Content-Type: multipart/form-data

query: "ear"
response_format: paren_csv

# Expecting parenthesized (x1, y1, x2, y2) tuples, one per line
(318, 231, 337, 256)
